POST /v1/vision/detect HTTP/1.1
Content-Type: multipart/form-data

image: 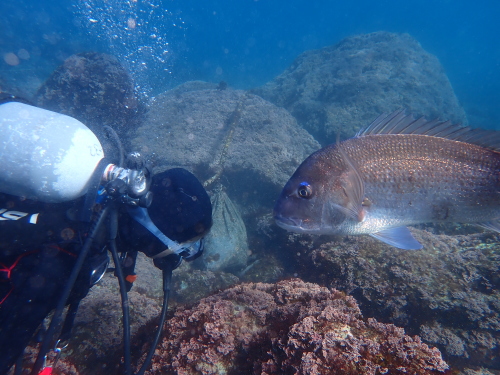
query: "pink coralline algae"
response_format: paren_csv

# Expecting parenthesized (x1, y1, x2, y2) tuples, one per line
(144, 279, 449, 375)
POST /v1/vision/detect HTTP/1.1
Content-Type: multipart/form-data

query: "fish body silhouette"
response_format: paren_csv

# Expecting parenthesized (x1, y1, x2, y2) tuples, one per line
(274, 110, 500, 249)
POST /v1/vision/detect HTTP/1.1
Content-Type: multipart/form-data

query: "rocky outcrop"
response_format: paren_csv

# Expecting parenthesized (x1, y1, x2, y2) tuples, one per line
(252, 32, 468, 144)
(269, 227, 500, 371)
(129, 84, 320, 208)
(36, 52, 143, 139)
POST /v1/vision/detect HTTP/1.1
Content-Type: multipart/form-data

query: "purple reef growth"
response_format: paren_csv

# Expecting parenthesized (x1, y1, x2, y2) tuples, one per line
(142, 279, 449, 375)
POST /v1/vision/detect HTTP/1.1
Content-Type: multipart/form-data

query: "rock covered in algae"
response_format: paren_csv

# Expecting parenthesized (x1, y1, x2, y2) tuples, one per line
(171, 262, 240, 306)
(143, 279, 448, 375)
(252, 31, 468, 144)
(278, 228, 500, 371)
(129, 83, 320, 208)
(36, 51, 143, 137)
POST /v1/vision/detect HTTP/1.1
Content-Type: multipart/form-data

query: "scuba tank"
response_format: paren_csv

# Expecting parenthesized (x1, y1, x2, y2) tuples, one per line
(0, 101, 104, 202)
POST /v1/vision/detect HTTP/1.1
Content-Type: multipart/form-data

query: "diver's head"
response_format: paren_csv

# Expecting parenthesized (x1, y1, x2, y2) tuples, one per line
(148, 168, 212, 244)
(127, 168, 212, 264)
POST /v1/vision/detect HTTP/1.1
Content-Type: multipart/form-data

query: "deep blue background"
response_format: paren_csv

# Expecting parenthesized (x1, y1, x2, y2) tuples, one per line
(0, 0, 499, 127)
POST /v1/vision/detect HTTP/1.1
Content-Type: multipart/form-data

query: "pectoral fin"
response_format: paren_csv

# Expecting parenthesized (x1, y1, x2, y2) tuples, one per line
(370, 227, 423, 250)
(478, 221, 500, 233)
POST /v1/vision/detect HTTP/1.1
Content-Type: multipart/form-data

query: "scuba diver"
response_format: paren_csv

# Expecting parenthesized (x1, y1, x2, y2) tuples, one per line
(0, 94, 213, 375)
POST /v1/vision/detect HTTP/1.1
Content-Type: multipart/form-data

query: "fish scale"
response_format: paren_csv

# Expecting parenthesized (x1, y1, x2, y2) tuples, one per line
(274, 111, 500, 250)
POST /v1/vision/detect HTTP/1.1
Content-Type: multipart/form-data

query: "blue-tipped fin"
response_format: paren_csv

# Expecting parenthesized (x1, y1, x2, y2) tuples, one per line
(370, 226, 423, 250)
(479, 221, 500, 233)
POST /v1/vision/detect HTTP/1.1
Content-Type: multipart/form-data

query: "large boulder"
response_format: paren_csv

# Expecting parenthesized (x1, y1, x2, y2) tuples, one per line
(252, 32, 468, 144)
(129, 84, 320, 208)
(36, 52, 143, 139)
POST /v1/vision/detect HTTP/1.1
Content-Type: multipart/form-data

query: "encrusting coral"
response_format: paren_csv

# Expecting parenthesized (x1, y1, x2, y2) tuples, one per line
(142, 279, 449, 375)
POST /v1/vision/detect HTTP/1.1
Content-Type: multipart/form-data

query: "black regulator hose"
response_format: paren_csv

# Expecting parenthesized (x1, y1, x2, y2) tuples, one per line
(31, 206, 110, 375)
(109, 202, 175, 375)
(135, 262, 174, 375)
(108, 205, 132, 375)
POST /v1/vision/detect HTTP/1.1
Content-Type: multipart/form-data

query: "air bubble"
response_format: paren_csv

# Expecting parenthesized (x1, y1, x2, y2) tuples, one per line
(74, 0, 182, 97)
(17, 49, 30, 60)
(4, 52, 19, 66)
(127, 18, 136, 29)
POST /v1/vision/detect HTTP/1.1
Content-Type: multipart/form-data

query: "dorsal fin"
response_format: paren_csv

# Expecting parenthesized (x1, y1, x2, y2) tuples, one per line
(356, 110, 500, 152)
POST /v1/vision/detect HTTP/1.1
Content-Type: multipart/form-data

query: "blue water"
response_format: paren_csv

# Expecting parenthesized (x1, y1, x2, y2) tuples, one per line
(1, 1, 500, 373)
(0, 0, 499, 128)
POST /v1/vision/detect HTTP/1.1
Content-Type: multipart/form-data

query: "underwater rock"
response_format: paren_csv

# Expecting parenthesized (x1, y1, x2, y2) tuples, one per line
(281, 229, 500, 371)
(164, 80, 219, 95)
(36, 52, 143, 139)
(142, 279, 448, 374)
(27, 255, 243, 375)
(129, 82, 320, 209)
(171, 262, 240, 305)
(193, 187, 248, 273)
(59, 253, 162, 374)
(17, 258, 163, 375)
(238, 254, 285, 284)
(252, 31, 468, 144)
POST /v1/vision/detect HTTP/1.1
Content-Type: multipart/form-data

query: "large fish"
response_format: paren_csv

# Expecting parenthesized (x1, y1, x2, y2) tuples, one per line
(274, 110, 500, 250)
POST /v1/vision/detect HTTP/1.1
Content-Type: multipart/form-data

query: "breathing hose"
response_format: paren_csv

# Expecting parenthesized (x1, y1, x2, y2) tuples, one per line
(30, 206, 110, 375)
(28, 123, 172, 374)
(108, 205, 133, 375)
(135, 264, 173, 375)
(109, 202, 174, 375)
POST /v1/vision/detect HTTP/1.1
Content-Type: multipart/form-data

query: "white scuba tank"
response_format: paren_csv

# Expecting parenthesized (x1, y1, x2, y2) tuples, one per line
(0, 101, 104, 202)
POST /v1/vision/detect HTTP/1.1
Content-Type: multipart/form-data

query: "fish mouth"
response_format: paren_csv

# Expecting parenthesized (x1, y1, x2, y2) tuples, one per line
(274, 213, 333, 235)
(274, 214, 309, 233)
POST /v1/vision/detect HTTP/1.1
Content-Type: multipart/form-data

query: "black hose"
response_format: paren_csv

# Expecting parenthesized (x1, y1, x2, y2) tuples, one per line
(59, 301, 81, 343)
(109, 203, 173, 375)
(135, 264, 173, 375)
(108, 205, 132, 375)
(31, 206, 110, 375)
(80, 158, 111, 223)
(103, 125, 124, 167)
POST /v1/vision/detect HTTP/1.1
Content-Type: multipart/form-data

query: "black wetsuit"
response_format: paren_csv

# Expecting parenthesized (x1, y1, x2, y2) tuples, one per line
(0, 193, 140, 374)
(0, 167, 212, 374)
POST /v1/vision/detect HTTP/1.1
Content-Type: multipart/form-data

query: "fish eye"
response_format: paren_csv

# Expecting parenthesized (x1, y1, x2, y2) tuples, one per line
(297, 182, 313, 199)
